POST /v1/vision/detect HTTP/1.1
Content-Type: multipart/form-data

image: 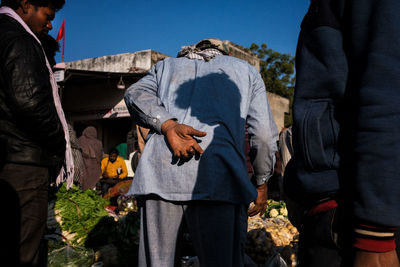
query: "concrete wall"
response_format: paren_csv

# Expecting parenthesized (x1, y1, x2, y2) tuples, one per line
(224, 41, 260, 72)
(65, 42, 259, 73)
(65, 50, 168, 73)
(267, 92, 290, 133)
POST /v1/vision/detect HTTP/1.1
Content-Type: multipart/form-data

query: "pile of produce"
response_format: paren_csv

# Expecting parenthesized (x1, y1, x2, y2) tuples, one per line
(48, 183, 300, 266)
(46, 184, 141, 266)
(53, 184, 110, 245)
(265, 200, 288, 219)
(103, 179, 132, 200)
(85, 211, 140, 266)
(47, 246, 94, 267)
(46, 201, 63, 247)
(117, 194, 138, 216)
(246, 202, 299, 266)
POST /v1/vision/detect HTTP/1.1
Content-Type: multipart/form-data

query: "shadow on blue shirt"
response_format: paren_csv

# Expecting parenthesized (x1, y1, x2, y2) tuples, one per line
(173, 72, 249, 202)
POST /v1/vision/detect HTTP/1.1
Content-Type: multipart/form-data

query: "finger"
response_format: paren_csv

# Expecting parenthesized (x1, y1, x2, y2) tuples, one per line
(181, 150, 189, 159)
(192, 142, 204, 154)
(177, 158, 186, 166)
(182, 153, 194, 162)
(189, 128, 207, 137)
(188, 147, 195, 156)
(173, 150, 181, 159)
(261, 203, 267, 213)
(249, 209, 259, 217)
(247, 207, 255, 216)
(259, 208, 266, 217)
(248, 206, 259, 217)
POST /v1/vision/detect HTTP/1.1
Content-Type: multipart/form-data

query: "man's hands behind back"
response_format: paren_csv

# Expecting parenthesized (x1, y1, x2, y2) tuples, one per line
(161, 120, 206, 162)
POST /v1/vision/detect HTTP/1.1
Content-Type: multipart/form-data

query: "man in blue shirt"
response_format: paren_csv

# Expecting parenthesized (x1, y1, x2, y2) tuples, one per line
(124, 38, 278, 267)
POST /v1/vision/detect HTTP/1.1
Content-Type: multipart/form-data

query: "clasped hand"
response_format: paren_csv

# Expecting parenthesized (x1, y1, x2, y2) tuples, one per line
(161, 120, 207, 162)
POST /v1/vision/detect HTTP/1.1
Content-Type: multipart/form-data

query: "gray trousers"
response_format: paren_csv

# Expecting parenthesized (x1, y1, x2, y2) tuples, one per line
(138, 196, 247, 267)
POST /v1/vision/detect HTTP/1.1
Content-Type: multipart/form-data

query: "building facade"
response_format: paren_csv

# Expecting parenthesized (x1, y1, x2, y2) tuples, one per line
(57, 42, 289, 157)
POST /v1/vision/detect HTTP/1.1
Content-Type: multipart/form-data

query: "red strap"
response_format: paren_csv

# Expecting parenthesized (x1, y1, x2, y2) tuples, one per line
(307, 199, 338, 216)
(354, 238, 396, 252)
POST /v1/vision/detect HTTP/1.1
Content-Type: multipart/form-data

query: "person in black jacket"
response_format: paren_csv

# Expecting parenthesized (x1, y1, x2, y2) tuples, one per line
(284, 0, 400, 266)
(0, 0, 66, 266)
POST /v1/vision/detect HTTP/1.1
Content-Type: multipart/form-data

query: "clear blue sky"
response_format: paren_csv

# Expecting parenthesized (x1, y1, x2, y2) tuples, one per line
(50, 0, 310, 63)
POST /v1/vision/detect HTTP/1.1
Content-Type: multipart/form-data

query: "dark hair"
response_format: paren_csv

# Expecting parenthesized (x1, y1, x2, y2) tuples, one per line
(1, 0, 65, 11)
(109, 148, 119, 155)
(39, 32, 59, 67)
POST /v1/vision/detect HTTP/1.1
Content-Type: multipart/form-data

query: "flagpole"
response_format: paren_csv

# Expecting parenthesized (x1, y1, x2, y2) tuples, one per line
(56, 19, 65, 63)
(62, 22, 65, 62)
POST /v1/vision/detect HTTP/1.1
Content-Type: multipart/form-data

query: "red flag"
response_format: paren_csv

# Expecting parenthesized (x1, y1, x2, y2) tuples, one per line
(56, 20, 65, 62)
(56, 19, 65, 41)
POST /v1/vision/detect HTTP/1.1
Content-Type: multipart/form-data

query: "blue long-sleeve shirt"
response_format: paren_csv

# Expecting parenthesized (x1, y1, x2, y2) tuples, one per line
(124, 55, 277, 204)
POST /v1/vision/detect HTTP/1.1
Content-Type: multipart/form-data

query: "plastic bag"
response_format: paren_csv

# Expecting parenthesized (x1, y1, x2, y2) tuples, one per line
(48, 246, 94, 267)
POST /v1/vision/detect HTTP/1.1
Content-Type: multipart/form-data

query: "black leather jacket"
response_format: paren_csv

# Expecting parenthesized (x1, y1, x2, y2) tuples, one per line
(0, 14, 65, 173)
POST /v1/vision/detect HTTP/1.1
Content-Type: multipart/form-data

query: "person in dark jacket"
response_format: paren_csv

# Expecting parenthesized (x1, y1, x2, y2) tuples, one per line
(0, 0, 66, 266)
(285, 0, 400, 266)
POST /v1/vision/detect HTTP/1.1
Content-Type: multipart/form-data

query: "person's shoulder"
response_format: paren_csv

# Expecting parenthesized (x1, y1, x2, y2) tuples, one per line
(6, 33, 37, 49)
(0, 14, 20, 32)
(151, 57, 194, 73)
(215, 55, 256, 69)
(213, 55, 259, 76)
(149, 57, 172, 72)
(217, 55, 247, 63)
(158, 56, 189, 67)
(0, 15, 35, 44)
(153, 56, 175, 66)
(117, 156, 126, 163)
(0, 26, 40, 61)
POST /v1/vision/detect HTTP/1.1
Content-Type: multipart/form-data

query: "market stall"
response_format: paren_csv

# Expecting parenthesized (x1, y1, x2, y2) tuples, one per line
(46, 184, 298, 267)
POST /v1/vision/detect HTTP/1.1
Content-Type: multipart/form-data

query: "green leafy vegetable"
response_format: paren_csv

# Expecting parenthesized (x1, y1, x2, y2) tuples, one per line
(55, 184, 110, 245)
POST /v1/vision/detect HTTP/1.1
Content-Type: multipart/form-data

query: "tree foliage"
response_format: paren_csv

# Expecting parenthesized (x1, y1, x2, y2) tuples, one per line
(248, 43, 295, 127)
